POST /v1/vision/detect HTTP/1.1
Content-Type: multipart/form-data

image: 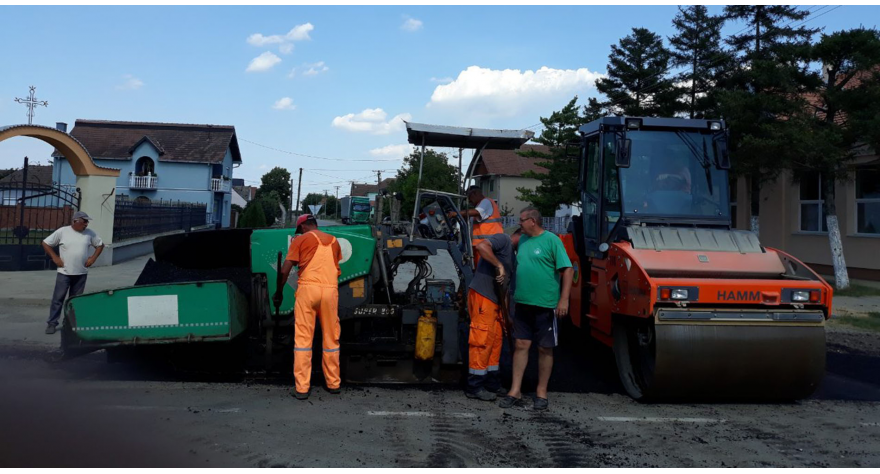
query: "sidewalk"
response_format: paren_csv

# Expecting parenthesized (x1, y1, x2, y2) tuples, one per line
(0, 255, 151, 306)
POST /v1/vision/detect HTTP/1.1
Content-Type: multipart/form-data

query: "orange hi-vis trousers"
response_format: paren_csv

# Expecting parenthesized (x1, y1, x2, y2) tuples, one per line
(467, 289, 502, 379)
(294, 285, 341, 393)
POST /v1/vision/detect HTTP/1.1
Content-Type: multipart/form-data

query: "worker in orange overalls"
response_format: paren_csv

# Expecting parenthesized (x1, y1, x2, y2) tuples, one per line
(276, 214, 343, 400)
(465, 232, 514, 401)
(448, 185, 504, 266)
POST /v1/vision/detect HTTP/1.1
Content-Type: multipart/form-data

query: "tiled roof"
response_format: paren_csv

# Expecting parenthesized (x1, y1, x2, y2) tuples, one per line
(350, 177, 395, 197)
(473, 144, 550, 177)
(0, 165, 54, 185)
(52, 119, 242, 164)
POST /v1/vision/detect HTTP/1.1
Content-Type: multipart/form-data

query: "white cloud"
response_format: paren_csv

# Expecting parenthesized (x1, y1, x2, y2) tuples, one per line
(246, 52, 282, 73)
(287, 23, 314, 41)
(427, 65, 605, 118)
(401, 16, 423, 32)
(116, 74, 144, 90)
(247, 23, 314, 53)
(369, 144, 411, 158)
(247, 33, 285, 46)
(430, 77, 453, 84)
(332, 108, 412, 135)
(272, 97, 296, 110)
(303, 61, 329, 76)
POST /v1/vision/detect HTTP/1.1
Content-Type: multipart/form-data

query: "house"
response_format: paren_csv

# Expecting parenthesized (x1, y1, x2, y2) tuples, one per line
(51, 120, 242, 227)
(733, 147, 880, 280)
(467, 144, 549, 216)
(0, 164, 55, 205)
(232, 178, 257, 203)
(350, 178, 396, 208)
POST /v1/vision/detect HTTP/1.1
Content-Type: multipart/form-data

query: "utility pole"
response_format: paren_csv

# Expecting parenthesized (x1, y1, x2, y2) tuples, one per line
(289, 178, 294, 225)
(295, 168, 303, 217)
(458, 147, 463, 196)
(373, 170, 383, 225)
(334, 185, 340, 220)
(323, 189, 329, 220)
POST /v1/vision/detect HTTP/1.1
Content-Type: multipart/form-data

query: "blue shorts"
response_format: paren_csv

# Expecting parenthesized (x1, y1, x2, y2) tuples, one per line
(512, 303, 558, 348)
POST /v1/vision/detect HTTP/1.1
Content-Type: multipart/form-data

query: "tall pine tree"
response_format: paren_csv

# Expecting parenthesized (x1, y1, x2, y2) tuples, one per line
(718, 5, 819, 235)
(517, 97, 584, 216)
(596, 27, 682, 117)
(668, 5, 729, 119)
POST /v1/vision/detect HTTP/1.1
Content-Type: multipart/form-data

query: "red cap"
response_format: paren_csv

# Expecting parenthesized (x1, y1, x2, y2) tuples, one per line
(296, 214, 315, 229)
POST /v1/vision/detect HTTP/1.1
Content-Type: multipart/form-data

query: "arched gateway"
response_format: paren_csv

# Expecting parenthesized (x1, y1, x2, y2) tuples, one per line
(0, 124, 120, 269)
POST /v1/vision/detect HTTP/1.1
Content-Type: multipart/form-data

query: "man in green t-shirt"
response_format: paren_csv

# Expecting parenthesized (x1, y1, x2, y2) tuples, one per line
(498, 207, 573, 411)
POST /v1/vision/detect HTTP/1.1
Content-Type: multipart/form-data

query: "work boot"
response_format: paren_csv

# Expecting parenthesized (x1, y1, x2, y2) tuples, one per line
(325, 386, 340, 395)
(45, 324, 57, 335)
(466, 388, 497, 401)
(293, 390, 310, 400)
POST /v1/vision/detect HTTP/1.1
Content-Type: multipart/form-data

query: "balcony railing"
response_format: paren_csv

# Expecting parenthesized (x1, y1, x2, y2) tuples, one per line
(211, 178, 231, 192)
(129, 175, 158, 190)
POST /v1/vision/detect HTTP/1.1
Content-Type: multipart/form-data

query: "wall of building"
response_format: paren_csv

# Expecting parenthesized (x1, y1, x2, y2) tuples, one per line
(743, 157, 880, 278)
(497, 176, 541, 216)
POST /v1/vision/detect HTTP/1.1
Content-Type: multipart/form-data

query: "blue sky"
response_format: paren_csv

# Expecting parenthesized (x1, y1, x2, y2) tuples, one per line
(0, 5, 872, 198)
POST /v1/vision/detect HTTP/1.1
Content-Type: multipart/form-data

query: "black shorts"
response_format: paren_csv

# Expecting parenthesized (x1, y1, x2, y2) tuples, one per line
(512, 303, 558, 348)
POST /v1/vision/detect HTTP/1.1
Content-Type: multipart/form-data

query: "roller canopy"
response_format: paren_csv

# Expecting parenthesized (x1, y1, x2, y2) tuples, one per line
(405, 121, 534, 150)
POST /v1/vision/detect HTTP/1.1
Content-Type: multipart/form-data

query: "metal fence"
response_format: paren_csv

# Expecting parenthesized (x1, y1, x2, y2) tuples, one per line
(500, 215, 572, 234)
(113, 197, 207, 241)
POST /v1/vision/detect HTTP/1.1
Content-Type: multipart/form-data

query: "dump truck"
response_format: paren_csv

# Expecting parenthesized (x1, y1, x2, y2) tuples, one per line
(340, 196, 372, 225)
(60, 124, 535, 384)
(557, 116, 832, 400)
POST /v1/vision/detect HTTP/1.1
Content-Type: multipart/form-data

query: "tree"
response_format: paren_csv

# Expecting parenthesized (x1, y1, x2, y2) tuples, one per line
(595, 27, 682, 117)
(387, 148, 459, 216)
(668, 5, 730, 118)
(255, 189, 282, 224)
(795, 28, 880, 289)
(718, 5, 819, 235)
(258, 167, 292, 208)
(237, 200, 267, 228)
(301, 192, 338, 218)
(517, 97, 585, 216)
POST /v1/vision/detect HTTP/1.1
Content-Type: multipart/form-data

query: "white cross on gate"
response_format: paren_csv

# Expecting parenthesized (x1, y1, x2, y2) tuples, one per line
(14, 86, 48, 125)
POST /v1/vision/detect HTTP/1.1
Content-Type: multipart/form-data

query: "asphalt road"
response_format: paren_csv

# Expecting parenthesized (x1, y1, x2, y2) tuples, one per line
(1, 323, 879, 468)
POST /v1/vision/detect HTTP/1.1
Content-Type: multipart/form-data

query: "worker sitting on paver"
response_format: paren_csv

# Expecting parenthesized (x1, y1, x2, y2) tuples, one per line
(447, 186, 504, 265)
(41, 211, 104, 335)
(276, 214, 343, 400)
(499, 207, 573, 411)
(465, 232, 515, 401)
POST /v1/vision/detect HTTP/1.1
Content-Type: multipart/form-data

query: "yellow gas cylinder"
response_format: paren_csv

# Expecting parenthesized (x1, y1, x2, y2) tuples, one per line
(415, 310, 437, 361)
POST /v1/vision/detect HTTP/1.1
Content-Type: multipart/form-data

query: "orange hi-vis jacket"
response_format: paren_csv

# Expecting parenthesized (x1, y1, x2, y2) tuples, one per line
(471, 198, 504, 247)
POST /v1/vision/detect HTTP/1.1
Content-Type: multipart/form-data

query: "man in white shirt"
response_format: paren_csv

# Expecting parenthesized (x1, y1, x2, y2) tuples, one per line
(41, 211, 104, 334)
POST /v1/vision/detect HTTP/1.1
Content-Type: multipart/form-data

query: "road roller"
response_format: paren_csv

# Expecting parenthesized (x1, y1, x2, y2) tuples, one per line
(560, 116, 832, 401)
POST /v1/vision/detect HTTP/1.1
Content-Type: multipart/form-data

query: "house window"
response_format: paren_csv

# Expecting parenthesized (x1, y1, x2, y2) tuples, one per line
(799, 171, 830, 232)
(856, 166, 880, 234)
(488, 178, 494, 193)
